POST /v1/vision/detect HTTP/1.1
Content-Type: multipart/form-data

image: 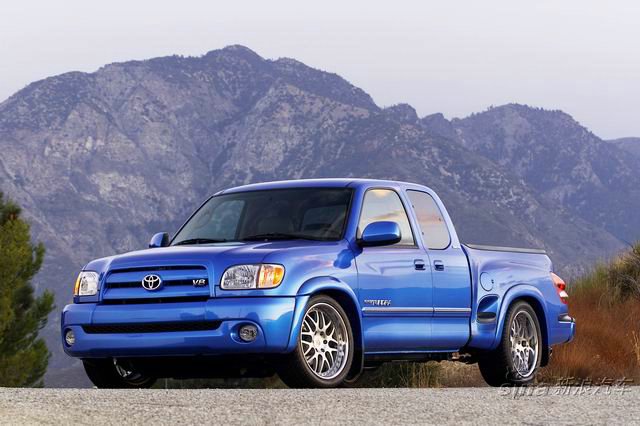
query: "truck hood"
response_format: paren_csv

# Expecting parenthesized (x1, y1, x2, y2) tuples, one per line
(84, 240, 349, 274)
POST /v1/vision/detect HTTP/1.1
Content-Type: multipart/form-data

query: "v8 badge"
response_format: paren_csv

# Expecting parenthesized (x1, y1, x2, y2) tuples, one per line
(192, 278, 207, 287)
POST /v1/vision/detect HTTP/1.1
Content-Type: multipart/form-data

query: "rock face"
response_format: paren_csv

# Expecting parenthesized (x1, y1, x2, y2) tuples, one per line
(449, 106, 640, 244)
(0, 45, 635, 386)
(608, 137, 640, 161)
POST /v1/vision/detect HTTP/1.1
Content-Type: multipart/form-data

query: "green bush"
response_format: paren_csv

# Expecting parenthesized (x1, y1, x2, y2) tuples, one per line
(572, 243, 640, 303)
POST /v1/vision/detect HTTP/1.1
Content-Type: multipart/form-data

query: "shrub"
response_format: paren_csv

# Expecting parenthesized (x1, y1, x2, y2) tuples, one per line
(0, 193, 55, 387)
(539, 243, 640, 383)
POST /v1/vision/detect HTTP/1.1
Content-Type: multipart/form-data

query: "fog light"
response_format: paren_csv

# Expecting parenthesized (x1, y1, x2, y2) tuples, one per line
(65, 329, 75, 346)
(239, 324, 258, 342)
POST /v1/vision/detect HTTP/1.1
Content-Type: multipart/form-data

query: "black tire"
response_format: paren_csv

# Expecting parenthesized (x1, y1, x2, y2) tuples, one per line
(478, 301, 542, 387)
(278, 295, 354, 388)
(340, 368, 375, 388)
(83, 358, 156, 389)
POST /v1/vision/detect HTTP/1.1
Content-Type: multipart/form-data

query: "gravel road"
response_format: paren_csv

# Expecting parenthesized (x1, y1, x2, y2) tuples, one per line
(0, 387, 638, 425)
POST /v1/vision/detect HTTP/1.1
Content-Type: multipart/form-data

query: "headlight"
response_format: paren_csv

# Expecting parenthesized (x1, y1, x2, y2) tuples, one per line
(221, 264, 284, 290)
(74, 271, 100, 296)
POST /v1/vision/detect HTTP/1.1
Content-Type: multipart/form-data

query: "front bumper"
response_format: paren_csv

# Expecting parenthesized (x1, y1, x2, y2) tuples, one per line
(61, 297, 297, 358)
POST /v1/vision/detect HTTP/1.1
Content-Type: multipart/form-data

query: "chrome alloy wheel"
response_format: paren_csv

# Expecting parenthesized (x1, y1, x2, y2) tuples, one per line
(300, 302, 349, 380)
(509, 310, 539, 377)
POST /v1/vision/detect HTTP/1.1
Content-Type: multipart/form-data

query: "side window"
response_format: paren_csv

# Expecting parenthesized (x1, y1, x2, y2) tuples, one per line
(407, 190, 451, 249)
(358, 189, 415, 246)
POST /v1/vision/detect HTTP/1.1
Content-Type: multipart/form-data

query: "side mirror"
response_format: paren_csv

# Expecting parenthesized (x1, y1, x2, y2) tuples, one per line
(149, 232, 170, 248)
(359, 221, 401, 247)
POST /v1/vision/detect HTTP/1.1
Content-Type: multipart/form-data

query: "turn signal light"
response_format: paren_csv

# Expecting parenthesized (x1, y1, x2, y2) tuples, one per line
(551, 272, 569, 305)
(258, 264, 285, 288)
(74, 275, 81, 296)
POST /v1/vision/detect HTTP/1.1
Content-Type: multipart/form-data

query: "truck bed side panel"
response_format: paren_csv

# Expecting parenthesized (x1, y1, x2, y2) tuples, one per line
(462, 245, 566, 351)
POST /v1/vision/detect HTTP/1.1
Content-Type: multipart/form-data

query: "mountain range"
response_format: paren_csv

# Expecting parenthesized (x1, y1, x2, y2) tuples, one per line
(0, 45, 637, 386)
(608, 137, 640, 160)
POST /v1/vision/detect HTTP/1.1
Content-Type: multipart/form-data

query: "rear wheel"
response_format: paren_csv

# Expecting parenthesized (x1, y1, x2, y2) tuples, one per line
(478, 301, 542, 386)
(83, 358, 156, 389)
(278, 295, 354, 388)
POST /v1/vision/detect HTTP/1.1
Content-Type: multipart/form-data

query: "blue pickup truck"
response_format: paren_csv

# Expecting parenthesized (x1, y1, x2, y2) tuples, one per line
(62, 179, 575, 388)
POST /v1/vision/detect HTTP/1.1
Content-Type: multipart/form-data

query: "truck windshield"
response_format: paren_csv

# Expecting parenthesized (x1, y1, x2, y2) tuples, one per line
(172, 188, 353, 245)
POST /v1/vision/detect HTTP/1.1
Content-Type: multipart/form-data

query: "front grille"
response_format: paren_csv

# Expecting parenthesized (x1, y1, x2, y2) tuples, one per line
(101, 296, 210, 305)
(106, 279, 207, 289)
(82, 321, 221, 334)
(102, 264, 210, 303)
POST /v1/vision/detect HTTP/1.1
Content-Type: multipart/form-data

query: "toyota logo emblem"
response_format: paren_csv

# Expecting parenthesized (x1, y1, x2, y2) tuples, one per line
(141, 274, 162, 291)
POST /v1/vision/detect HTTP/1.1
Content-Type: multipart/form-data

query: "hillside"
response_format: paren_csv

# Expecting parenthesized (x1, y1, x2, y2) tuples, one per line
(449, 106, 640, 243)
(608, 137, 640, 160)
(0, 46, 633, 386)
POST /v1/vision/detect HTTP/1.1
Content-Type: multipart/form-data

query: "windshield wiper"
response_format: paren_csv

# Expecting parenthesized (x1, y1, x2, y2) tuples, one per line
(241, 233, 322, 241)
(173, 238, 229, 246)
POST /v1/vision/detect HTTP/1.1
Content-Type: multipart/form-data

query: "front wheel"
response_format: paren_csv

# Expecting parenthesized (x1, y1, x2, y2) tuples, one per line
(277, 295, 354, 388)
(478, 301, 542, 387)
(83, 358, 156, 389)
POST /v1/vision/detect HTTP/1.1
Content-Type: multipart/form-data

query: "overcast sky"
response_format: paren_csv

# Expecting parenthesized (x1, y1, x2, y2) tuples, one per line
(1, 0, 639, 138)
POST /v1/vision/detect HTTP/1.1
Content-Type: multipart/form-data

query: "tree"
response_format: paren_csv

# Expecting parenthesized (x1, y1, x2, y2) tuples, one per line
(0, 192, 54, 386)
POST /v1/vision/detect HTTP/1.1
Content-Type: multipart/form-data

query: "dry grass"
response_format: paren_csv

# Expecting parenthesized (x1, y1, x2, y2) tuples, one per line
(539, 286, 640, 382)
(436, 361, 486, 387)
(632, 331, 640, 371)
(539, 244, 640, 383)
(356, 362, 442, 388)
(356, 361, 486, 388)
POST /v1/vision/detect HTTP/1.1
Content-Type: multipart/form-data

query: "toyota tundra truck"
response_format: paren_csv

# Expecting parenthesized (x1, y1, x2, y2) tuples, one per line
(62, 179, 575, 388)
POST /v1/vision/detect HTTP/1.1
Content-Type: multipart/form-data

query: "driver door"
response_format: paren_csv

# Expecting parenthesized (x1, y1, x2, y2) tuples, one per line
(355, 188, 433, 353)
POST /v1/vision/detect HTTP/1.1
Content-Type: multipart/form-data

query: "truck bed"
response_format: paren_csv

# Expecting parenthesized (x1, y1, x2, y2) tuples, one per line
(464, 243, 547, 255)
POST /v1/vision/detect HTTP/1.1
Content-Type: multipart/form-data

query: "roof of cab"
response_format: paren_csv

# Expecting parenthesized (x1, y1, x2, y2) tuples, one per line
(219, 178, 432, 194)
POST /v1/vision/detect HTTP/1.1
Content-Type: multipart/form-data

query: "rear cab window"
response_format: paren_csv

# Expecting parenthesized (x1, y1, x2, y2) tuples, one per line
(407, 190, 451, 249)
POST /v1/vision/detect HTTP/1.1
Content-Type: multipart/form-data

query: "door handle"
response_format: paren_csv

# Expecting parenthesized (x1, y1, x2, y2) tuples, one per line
(414, 259, 426, 271)
(434, 260, 445, 271)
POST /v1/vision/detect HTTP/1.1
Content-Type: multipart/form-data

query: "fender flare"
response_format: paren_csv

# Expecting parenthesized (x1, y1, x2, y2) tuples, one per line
(490, 284, 550, 351)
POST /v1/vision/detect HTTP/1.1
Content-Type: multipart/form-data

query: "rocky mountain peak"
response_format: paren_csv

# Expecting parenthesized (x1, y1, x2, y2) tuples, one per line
(420, 112, 456, 140)
(608, 137, 640, 160)
(220, 44, 262, 55)
(450, 103, 640, 244)
(271, 57, 378, 111)
(383, 103, 418, 123)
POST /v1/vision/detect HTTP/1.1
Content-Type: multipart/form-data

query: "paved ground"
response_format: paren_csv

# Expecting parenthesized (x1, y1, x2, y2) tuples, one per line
(0, 387, 638, 425)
